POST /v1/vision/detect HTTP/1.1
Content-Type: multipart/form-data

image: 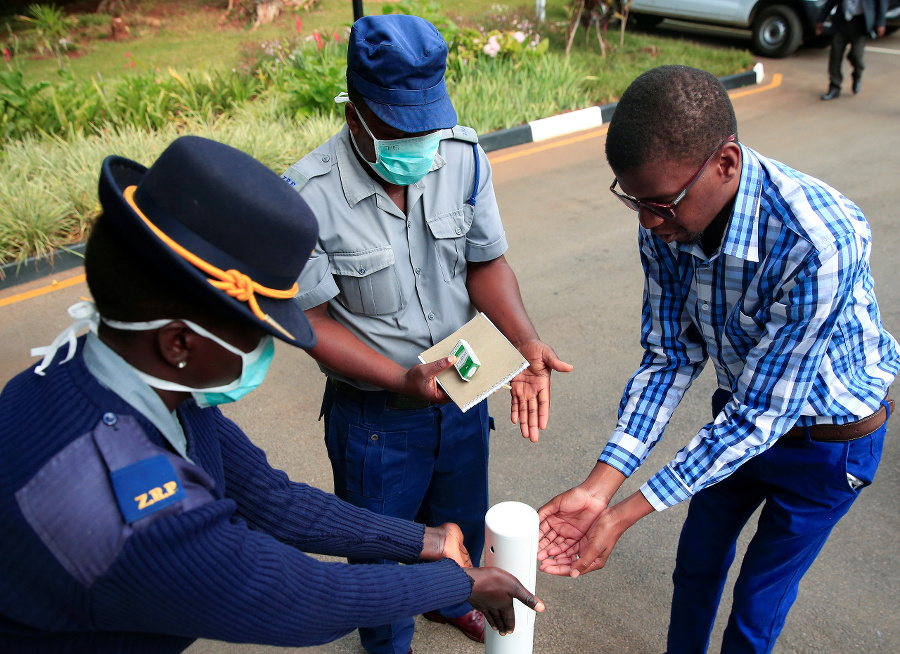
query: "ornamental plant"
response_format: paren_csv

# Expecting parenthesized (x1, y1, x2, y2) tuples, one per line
(235, 31, 348, 120)
(277, 36, 347, 119)
(16, 4, 76, 71)
(459, 27, 548, 64)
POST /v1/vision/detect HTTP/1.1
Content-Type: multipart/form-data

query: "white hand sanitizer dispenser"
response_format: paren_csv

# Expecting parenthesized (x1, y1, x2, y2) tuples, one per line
(484, 501, 539, 654)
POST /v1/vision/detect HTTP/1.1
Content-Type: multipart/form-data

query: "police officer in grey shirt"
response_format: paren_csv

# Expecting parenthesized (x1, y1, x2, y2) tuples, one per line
(282, 14, 571, 654)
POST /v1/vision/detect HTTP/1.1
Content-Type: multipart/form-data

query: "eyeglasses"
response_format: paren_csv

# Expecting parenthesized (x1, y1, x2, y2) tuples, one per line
(609, 134, 736, 221)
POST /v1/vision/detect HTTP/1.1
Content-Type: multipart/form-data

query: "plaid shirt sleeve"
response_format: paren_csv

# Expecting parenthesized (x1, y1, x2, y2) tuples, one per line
(600, 148, 893, 510)
(597, 232, 708, 486)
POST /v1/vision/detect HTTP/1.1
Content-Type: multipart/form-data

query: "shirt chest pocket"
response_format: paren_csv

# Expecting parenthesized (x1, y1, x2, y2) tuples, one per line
(330, 247, 403, 316)
(426, 207, 474, 282)
(721, 303, 766, 373)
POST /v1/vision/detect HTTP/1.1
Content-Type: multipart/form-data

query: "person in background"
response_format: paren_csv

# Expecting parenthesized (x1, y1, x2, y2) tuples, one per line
(818, 0, 888, 100)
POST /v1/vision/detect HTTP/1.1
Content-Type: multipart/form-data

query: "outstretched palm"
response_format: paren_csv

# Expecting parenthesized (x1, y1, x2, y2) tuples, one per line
(537, 486, 608, 574)
(510, 339, 573, 442)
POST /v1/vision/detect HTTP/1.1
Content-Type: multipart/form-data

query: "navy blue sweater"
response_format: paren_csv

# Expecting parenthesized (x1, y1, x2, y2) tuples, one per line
(0, 338, 472, 652)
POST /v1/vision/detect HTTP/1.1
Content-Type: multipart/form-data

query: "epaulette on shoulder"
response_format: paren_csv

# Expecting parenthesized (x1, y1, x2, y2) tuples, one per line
(281, 152, 333, 192)
(281, 167, 308, 191)
(448, 125, 478, 144)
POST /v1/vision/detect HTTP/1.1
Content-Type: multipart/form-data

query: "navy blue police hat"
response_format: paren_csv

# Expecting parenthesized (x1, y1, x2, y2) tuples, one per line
(347, 14, 457, 133)
(97, 135, 318, 348)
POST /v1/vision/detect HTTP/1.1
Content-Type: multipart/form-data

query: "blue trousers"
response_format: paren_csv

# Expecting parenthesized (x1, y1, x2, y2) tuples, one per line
(666, 394, 889, 654)
(322, 383, 491, 654)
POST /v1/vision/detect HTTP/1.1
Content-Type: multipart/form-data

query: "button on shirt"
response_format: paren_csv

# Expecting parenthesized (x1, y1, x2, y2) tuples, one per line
(284, 125, 508, 390)
(83, 333, 192, 461)
(601, 144, 900, 511)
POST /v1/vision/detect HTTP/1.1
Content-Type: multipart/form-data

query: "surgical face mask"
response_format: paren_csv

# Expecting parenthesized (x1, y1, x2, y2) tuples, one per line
(101, 317, 275, 408)
(350, 104, 441, 186)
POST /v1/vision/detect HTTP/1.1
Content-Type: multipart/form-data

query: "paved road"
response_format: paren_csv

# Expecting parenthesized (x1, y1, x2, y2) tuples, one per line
(2, 33, 899, 654)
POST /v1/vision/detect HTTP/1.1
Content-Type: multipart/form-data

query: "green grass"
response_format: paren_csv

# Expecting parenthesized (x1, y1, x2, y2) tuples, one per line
(451, 54, 596, 130)
(0, 97, 343, 268)
(0, 0, 755, 271)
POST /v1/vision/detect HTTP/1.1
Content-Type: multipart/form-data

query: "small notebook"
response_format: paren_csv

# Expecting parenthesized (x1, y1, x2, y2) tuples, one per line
(418, 312, 529, 413)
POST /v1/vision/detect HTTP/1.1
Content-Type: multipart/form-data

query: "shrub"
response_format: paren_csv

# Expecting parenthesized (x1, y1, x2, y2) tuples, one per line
(17, 4, 76, 70)
(451, 54, 593, 131)
(239, 33, 348, 120)
(0, 2, 754, 266)
(0, 65, 268, 142)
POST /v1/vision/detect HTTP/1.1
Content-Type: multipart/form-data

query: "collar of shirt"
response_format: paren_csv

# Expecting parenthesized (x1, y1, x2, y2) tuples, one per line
(83, 333, 191, 462)
(334, 124, 447, 208)
(675, 143, 765, 265)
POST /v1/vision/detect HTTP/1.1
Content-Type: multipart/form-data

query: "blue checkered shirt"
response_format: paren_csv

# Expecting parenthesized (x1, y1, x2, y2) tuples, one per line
(600, 145, 900, 510)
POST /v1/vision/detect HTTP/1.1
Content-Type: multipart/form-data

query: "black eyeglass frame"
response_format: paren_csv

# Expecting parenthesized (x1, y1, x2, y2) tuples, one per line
(609, 134, 737, 221)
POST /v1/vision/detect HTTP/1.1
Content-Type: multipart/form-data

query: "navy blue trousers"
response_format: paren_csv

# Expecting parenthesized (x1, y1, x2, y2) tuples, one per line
(666, 392, 888, 653)
(322, 383, 491, 654)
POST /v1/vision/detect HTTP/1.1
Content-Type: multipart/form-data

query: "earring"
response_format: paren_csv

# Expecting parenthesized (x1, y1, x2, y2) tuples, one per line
(177, 360, 187, 369)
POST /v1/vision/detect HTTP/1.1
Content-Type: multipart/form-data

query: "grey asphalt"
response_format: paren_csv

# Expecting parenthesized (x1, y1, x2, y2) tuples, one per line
(2, 30, 899, 654)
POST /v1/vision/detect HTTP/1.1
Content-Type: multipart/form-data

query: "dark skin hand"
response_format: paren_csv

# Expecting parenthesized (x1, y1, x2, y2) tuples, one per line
(537, 462, 654, 578)
(304, 304, 456, 403)
(466, 257, 573, 441)
(419, 523, 472, 568)
(420, 523, 544, 634)
(465, 567, 545, 635)
(305, 277, 572, 439)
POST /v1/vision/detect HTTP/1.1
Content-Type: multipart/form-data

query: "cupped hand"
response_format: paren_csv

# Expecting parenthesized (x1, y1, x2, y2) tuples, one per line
(538, 507, 626, 578)
(539, 488, 653, 578)
(537, 485, 609, 577)
(466, 567, 545, 635)
(510, 339, 573, 442)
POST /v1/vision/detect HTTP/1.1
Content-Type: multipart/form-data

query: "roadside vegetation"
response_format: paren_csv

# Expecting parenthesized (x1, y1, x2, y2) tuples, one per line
(0, 0, 754, 273)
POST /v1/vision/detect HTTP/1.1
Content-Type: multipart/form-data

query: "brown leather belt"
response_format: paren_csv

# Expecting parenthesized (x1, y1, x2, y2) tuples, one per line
(330, 379, 434, 411)
(781, 393, 893, 442)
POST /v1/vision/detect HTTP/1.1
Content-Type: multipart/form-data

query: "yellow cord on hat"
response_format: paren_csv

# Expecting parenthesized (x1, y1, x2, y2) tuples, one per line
(123, 185, 297, 341)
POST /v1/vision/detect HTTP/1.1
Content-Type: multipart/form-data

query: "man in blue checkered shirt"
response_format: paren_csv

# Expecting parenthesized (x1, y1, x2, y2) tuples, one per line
(536, 65, 899, 653)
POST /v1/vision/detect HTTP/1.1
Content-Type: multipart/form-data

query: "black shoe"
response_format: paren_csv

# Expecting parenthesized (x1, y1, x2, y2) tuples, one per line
(821, 88, 841, 101)
(852, 78, 861, 94)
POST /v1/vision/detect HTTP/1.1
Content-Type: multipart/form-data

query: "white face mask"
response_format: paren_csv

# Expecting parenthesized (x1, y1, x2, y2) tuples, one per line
(101, 317, 275, 408)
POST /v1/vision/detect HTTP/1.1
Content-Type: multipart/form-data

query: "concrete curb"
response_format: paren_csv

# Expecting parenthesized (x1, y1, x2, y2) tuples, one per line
(1, 243, 87, 292)
(0, 66, 763, 292)
(480, 66, 762, 153)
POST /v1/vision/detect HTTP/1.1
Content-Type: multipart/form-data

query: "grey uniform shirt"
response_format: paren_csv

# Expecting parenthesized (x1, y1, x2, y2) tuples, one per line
(283, 124, 508, 390)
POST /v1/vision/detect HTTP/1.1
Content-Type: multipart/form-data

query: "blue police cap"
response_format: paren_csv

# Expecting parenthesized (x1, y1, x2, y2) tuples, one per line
(347, 14, 457, 133)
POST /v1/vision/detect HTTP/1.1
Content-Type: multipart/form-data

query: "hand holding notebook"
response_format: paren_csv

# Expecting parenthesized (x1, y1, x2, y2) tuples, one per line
(418, 312, 529, 413)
